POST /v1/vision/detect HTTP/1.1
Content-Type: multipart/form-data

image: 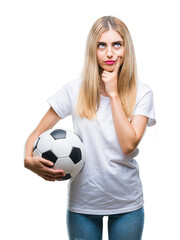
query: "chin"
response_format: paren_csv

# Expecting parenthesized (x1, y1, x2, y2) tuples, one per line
(99, 64, 115, 73)
(103, 65, 115, 72)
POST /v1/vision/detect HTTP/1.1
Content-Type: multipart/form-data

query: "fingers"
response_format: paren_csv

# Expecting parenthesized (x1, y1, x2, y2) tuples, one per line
(39, 158, 66, 179)
(42, 175, 64, 181)
(113, 57, 121, 74)
(42, 164, 65, 176)
(47, 168, 65, 177)
(101, 71, 109, 81)
(101, 57, 120, 79)
(42, 170, 66, 181)
(42, 176, 56, 181)
(40, 158, 65, 175)
(39, 158, 54, 167)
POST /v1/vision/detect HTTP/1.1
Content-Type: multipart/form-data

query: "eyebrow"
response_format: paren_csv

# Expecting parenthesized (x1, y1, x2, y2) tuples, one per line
(97, 41, 124, 45)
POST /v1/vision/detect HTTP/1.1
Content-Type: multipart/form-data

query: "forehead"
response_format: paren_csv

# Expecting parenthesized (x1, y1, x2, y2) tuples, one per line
(98, 29, 123, 42)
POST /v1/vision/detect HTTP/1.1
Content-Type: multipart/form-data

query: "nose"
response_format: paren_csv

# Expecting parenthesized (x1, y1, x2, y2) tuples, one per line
(107, 46, 113, 58)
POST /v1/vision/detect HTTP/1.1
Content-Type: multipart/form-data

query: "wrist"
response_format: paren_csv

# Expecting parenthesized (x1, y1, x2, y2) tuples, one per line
(109, 92, 119, 99)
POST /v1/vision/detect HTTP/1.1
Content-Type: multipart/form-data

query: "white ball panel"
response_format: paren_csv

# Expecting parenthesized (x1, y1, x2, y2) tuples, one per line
(80, 144, 86, 161)
(51, 139, 72, 158)
(70, 160, 84, 177)
(37, 134, 54, 153)
(33, 148, 42, 158)
(39, 129, 52, 138)
(54, 157, 74, 174)
(66, 130, 82, 148)
(33, 137, 39, 149)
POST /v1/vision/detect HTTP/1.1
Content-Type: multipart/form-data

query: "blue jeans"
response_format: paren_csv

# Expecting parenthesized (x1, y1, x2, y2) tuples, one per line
(67, 206, 144, 240)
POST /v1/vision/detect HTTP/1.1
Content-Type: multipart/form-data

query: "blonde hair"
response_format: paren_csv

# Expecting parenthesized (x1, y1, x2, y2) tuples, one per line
(75, 16, 137, 119)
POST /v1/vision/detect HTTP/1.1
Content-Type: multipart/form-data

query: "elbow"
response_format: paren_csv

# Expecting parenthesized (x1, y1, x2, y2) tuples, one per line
(24, 157, 28, 169)
(24, 157, 31, 170)
(119, 132, 140, 155)
(122, 148, 134, 155)
(122, 143, 137, 155)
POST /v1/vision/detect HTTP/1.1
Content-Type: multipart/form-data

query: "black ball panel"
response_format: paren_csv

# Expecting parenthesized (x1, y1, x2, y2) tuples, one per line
(33, 137, 40, 151)
(61, 174, 71, 181)
(69, 147, 82, 164)
(50, 129, 66, 140)
(42, 150, 58, 164)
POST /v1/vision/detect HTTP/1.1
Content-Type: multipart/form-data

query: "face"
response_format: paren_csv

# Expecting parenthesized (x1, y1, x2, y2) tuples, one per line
(96, 29, 125, 72)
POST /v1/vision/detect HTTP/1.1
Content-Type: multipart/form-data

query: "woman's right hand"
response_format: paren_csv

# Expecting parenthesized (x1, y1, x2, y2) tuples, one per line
(24, 156, 66, 181)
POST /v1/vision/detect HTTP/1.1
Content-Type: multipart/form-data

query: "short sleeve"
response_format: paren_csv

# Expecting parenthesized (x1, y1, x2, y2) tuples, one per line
(47, 83, 73, 119)
(133, 86, 156, 127)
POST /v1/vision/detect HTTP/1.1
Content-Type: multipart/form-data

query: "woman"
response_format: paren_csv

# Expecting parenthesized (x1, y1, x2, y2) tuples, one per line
(24, 16, 156, 240)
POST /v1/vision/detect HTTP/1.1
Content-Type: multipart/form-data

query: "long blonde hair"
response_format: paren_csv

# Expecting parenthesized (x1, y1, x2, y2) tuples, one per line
(75, 16, 137, 119)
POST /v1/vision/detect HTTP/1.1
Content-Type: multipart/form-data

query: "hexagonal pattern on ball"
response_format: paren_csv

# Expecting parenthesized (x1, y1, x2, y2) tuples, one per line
(37, 134, 54, 153)
(54, 157, 74, 174)
(61, 174, 71, 181)
(66, 130, 82, 148)
(42, 150, 58, 164)
(33, 137, 40, 151)
(69, 147, 82, 164)
(39, 129, 53, 138)
(33, 148, 42, 158)
(70, 160, 84, 177)
(50, 129, 66, 140)
(51, 139, 72, 158)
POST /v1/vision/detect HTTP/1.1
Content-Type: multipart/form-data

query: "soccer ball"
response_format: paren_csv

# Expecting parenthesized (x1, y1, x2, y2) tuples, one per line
(33, 128, 85, 180)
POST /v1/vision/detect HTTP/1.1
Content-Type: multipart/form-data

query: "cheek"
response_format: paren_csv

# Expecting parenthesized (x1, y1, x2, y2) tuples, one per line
(96, 52, 104, 63)
(118, 48, 125, 57)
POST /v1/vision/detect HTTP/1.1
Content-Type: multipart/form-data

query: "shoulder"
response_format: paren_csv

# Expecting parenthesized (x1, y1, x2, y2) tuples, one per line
(136, 80, 153, 102)
(134, 81, 156, 126)
(59, 78, 82, 96)
(49, 78, 82, 101)
(47, 78, 82, 118)
(65, 78, 82, 88)
(137, 80, 152, 93)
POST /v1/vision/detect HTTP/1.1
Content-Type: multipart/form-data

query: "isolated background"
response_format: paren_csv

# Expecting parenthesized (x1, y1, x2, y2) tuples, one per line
(0, 0, 180, 239)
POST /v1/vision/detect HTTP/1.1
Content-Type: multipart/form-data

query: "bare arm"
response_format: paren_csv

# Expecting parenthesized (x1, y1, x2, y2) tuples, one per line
(101, 57, 148, 155)
(110, 95, 148, 154)
(24, 107, 66, 181)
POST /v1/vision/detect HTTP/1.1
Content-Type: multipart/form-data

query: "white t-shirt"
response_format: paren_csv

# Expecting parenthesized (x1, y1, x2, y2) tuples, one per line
(48, 78, 156, 215)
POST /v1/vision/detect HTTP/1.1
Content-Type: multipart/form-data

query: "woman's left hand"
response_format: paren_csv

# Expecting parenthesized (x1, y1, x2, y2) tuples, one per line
(101, 57, 121, 98)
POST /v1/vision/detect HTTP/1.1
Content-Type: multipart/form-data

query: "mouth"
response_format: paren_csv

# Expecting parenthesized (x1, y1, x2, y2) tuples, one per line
(104, 60, 116, 65)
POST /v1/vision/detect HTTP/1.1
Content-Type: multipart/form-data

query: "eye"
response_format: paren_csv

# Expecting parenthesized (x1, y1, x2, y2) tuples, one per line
(114, 42, 121, 48)
(98, 43, 106, 49)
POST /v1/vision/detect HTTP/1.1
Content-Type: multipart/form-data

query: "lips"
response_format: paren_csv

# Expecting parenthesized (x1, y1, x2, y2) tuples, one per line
(104, 60, 116, 65)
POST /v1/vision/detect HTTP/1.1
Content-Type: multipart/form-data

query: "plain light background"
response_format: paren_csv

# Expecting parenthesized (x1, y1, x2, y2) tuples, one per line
(0, 0, 180, 239)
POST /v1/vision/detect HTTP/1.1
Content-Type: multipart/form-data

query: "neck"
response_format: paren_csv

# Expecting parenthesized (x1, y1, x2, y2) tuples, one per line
(99, 80, 108, 96)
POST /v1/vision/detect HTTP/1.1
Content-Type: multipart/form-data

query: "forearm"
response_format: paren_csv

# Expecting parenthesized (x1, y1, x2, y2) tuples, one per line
(24, 130, 40, 167)
(24, 107, 61, 165)
(110, 94, 137, 154)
